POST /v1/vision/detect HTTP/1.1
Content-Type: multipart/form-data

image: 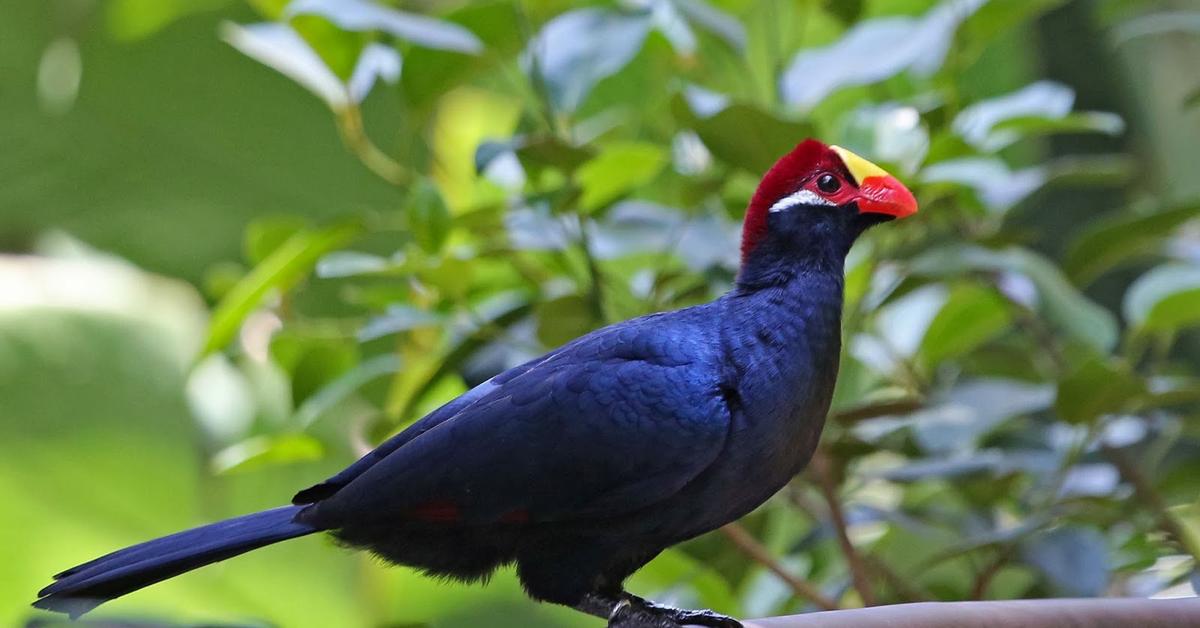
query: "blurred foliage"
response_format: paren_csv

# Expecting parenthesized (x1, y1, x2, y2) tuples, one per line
(4, 0, 1200, 626)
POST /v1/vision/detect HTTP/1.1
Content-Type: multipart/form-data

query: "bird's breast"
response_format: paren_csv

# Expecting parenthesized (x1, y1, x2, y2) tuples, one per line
(707, 287, 844, 516)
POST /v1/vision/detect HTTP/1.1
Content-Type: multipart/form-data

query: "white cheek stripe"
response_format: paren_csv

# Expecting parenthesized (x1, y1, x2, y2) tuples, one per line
(768, 189, 834, 212)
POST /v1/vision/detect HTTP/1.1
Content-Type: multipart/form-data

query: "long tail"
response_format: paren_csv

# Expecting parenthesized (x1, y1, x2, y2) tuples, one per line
(33, 505, 319, 618)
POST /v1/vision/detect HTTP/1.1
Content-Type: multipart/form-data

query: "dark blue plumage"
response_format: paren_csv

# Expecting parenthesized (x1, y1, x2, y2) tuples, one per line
(34, 140, 917, 627)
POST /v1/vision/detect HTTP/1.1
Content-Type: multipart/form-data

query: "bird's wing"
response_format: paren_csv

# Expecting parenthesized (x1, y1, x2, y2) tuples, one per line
(306, 313, 731, 525)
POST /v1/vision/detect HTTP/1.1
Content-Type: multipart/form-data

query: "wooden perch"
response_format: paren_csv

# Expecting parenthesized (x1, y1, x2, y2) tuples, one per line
(731, 598, 1200, 628)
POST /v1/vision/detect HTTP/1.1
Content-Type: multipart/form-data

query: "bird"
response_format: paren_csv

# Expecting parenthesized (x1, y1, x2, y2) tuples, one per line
(33, 139, 917, 627)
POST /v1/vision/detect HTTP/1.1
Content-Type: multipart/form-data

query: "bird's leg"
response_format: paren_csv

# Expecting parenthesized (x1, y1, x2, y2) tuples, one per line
(572, 590, 622, 620)
(582, 590, 742, 628)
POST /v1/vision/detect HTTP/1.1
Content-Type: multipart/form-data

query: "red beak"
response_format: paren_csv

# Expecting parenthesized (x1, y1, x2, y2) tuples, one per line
(856, 174, 919, 219)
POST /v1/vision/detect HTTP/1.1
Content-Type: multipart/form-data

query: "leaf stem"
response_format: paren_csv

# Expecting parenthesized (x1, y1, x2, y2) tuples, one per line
(576, 217, 608, 322)
(719, 522, 840, 611)
(334, 103, 412, 187)
(513, 0, 567, 138)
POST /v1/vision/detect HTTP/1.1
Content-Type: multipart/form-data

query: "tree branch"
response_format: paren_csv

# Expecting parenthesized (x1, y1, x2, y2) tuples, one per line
(786, 483, 929, 602)
(1102, 444, 1196, 559)
(719, 523, 839, 611)
(830, 398, 924, 424)
(810, 450, 877, 606)
(862, 555, 930, 603)
(969, 547, 1012, 600)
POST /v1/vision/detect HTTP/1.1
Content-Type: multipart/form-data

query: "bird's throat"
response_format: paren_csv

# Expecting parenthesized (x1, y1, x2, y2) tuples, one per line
(722, 265, 845, 392)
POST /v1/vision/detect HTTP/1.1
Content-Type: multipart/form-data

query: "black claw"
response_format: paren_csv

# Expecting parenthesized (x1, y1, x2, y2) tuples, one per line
(669, 609, 743, 628)
(606, 597, 743, 628)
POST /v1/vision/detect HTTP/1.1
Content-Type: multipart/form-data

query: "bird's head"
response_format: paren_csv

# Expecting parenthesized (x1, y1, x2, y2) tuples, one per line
(740, 139, 917, 274)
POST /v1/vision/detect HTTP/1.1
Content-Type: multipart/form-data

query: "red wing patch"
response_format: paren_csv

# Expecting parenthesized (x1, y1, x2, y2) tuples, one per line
(411, 499, 461, 523)
(410, 501, 531, 524)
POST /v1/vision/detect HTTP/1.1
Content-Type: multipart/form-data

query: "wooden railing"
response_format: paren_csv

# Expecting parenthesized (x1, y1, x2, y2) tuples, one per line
(736, 598, 1200, 628)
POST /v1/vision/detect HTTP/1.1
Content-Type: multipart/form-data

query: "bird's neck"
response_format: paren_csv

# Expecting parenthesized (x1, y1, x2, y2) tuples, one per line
(723, 256, 845, 366)
(725, 258, 845, 341)
(717, 258, 845, 478)
(721, 255, 845, 408)
(736, 224, 854, 288)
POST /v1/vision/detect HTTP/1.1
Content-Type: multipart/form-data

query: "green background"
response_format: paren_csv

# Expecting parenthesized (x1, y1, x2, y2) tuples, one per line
(3, 0, 1200, 626)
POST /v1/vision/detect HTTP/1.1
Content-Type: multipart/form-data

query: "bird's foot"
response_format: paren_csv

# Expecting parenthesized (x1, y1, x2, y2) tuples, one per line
(607, 595, 742, 628)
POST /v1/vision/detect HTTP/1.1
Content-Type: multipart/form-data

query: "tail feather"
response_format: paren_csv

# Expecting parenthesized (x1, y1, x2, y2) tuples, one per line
(34, 505, 318, 618)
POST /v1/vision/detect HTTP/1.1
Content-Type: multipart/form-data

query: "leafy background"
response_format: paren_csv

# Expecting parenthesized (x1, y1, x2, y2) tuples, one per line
(3, 0, 1200, 626)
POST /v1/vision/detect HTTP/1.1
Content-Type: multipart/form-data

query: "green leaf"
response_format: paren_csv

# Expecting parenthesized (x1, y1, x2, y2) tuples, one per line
(1168, 501, 1200, 560)
(1123, 264, 1200, 333)
(825, 0, 865, 24)
(1055, 358, 1145, 424)
(472, 135, 595, 181)
(210, 433, 325, 474)
(1044, 154, 1135, 188)
(270, 333, 359, 407)
(921, 155, 1131, 214)
(1185, 84, 1200, 112)
(221, 22, 349, 108)
(906, 379, 1054, 454)
(420, 256, 475, 301)
(919, 157, 1045, 212)
(527, 8, 652, 112)
(535, 295, 595, 347)
(648, 0, 699, 55)
(106, 0, 232, 41)
(244, 216, 311, 264)
(953, 81, 1073, 150)
(408, 180, 452, 254)
(1113, 10, 1200, 43)
(1010, 248, 1121, 352)
(676, 98, 812, 174)
(287, 0, 483, 53)
(385, 292, 533, 422)
(202, 260, 246, 300)
(203, 220, 362, 356)
(1065, 202, 1200, 284)
(672, 0, 746, 52)
(911, 245, 1119, 352)
(247, 0, 289, 18)
(919, 283, 1013, 367)
(952, 82, 1121, 152)
(991, 111, 1124, 142)
(780, 0, 985, 110)
(359, 306, 445, 342)
(399, 2, 519, 108)
(293, 354, 402, 428)
(960, 0, 1069, 59)
(474, 140, 511, 174)
(1020, 526, 1110, 597)
(575, 142, 666, 212)
(1137, 376, 1200, 410)
(289, 13, 370, 81)
(517, 135, 597, 176)
(315, 251, 392, 278)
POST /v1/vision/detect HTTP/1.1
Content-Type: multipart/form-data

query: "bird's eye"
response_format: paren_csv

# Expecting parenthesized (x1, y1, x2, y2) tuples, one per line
(816, 174, 840, 193)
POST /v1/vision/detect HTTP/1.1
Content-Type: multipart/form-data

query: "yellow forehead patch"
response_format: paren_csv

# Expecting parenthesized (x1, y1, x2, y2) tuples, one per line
(830, 145, 890, 186)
